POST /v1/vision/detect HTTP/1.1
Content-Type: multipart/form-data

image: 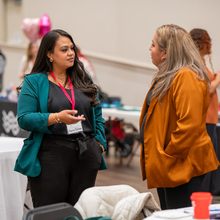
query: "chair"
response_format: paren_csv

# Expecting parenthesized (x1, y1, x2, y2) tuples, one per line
(126, 131, 141, 167)
(105, 118, 141, 166)
(22, 202, 83, 220)
(105, 119, 134, 159)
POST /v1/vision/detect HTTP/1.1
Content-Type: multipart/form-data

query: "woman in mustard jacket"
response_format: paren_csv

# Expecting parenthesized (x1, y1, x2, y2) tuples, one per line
(139, 24, 219, 210)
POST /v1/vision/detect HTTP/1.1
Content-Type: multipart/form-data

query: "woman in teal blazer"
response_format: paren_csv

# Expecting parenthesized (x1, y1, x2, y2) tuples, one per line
(14, 29, 107, 207)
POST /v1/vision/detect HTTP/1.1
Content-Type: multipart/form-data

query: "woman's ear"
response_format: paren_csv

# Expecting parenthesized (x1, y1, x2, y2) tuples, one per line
(47, 51, 52, 59)
(162, 48, 167, 60)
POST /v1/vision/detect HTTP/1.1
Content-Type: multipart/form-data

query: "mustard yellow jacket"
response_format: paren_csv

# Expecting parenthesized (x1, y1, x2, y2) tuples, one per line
(139, 68, 219, 189)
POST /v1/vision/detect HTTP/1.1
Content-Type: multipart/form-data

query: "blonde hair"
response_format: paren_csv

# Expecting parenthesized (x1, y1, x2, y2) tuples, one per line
(152, 24, 210, 101)
(26, 42, 34, 61)
(25, 42, 37, 69)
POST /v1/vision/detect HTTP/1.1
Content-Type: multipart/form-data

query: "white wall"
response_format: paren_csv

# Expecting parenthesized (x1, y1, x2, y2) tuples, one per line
(1, 0, 220, 117)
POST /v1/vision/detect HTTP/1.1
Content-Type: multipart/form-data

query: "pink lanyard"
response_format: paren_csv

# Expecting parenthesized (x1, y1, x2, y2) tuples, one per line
(50, 72, 75, 110)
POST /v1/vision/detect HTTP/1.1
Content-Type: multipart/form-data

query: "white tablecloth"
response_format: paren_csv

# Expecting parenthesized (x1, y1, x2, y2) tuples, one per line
(0, 137, 27, 220)
(102, 106, 141, 120)
(145, 204, 220, 220)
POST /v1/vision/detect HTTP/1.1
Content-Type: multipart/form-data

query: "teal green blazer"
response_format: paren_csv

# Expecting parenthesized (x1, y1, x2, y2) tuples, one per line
(14, 73, 107, 177)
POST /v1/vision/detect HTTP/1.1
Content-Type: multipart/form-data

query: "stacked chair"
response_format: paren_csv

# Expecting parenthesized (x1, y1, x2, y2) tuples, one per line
(22, 203, 83, 220)
(22, 202, 112, 220)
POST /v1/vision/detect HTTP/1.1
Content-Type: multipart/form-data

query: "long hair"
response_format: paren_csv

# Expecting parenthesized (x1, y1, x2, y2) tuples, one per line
(24, 42, 36, 71)
(152, 24, 210, 102)
(26, 42, 35, 60)
(189, 28, 215, 74)
(18, 29, 99, 106)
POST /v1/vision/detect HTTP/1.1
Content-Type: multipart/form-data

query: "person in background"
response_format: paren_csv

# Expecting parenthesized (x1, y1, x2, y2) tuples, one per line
(75, 46, 96, 82)
(190, 28, 220, 194)
(0, 48, 6, 92)
(18, 42, 38, 79)
(14, 29, 107, 207)
(140, 24, 219, 210)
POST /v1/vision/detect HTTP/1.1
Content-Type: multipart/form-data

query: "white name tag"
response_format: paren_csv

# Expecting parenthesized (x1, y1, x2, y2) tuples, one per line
(66, 121, 83, 134)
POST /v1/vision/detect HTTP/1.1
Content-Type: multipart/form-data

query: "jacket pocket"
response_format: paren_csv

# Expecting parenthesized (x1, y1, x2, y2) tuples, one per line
(91, 137, 103, 163)
(146, 148, 193, 188)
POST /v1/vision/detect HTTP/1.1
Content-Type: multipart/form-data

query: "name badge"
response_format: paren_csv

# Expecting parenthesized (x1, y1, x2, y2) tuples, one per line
(66, 121, 83, 134)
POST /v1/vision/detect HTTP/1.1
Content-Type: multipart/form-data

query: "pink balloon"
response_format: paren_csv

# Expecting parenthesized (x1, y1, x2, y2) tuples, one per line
(39, 14, 51, 37)
(21, 18, 40, 41)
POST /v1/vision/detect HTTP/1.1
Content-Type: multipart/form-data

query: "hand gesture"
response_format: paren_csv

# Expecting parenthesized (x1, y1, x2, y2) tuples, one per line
(57, 110, 86, 125)
(209, 70, 220, 95)
(215, 70, 220, 84)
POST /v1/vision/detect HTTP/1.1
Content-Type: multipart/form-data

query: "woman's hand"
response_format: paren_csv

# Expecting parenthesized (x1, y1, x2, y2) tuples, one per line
(58, 110, 85, 125)
(209, 70, 220, 94)
(47, 110, 85, 126)
(215, 70, 220, 83)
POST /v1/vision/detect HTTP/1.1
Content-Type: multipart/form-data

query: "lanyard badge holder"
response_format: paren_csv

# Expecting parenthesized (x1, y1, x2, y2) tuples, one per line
(50, 72, 83, 134)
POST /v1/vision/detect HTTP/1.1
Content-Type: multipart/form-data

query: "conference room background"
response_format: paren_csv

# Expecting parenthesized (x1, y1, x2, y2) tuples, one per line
(0, 0, 220, 112)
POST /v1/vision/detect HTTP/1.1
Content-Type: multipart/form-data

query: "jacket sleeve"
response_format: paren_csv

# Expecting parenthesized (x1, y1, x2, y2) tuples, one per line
(165, 69, 208, 159)
(17, 76, 53, 134)
(93, 96, 107, 150)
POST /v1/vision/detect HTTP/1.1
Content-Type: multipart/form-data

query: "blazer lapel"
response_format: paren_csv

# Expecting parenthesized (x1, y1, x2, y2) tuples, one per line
(139, 81, 158, 127)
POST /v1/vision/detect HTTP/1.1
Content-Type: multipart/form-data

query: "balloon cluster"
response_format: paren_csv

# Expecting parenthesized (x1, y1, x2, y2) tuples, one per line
(21, 14, 51, 42)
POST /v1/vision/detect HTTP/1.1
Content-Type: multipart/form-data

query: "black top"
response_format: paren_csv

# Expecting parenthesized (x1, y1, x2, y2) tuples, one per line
(47, 81, 94, 136)
(140, 88, 153, 145)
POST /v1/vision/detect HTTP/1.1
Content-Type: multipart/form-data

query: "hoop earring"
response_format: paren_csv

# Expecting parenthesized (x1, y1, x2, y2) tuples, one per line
(50, 58, 53, 62)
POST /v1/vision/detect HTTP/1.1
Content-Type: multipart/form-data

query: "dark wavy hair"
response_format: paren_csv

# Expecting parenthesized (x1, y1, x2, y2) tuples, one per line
(17, 29, 99, 106)
(189, 28, 214, 73)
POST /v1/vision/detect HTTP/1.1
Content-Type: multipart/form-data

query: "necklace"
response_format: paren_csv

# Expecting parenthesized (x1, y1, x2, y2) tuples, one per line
(54, 74, 67, 86)
(54, 74, 67, 80)
(59, 81, 65, 86)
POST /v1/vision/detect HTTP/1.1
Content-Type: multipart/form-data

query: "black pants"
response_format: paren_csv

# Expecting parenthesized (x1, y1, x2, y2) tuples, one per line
(28, 134, 102, 208)
(201, 123, 217, 193)
(157, 175, 205, 210)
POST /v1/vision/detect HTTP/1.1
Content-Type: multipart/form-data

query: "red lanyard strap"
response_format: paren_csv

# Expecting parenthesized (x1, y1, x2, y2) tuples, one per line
(50, 72, 75, 110)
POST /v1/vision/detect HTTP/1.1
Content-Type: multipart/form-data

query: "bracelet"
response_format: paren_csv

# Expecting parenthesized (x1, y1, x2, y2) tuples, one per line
(100, 144, 105, 153)
(96, 140, 105, 152)
(56, 113, 62, 123)
(53, 113, 58, 124)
